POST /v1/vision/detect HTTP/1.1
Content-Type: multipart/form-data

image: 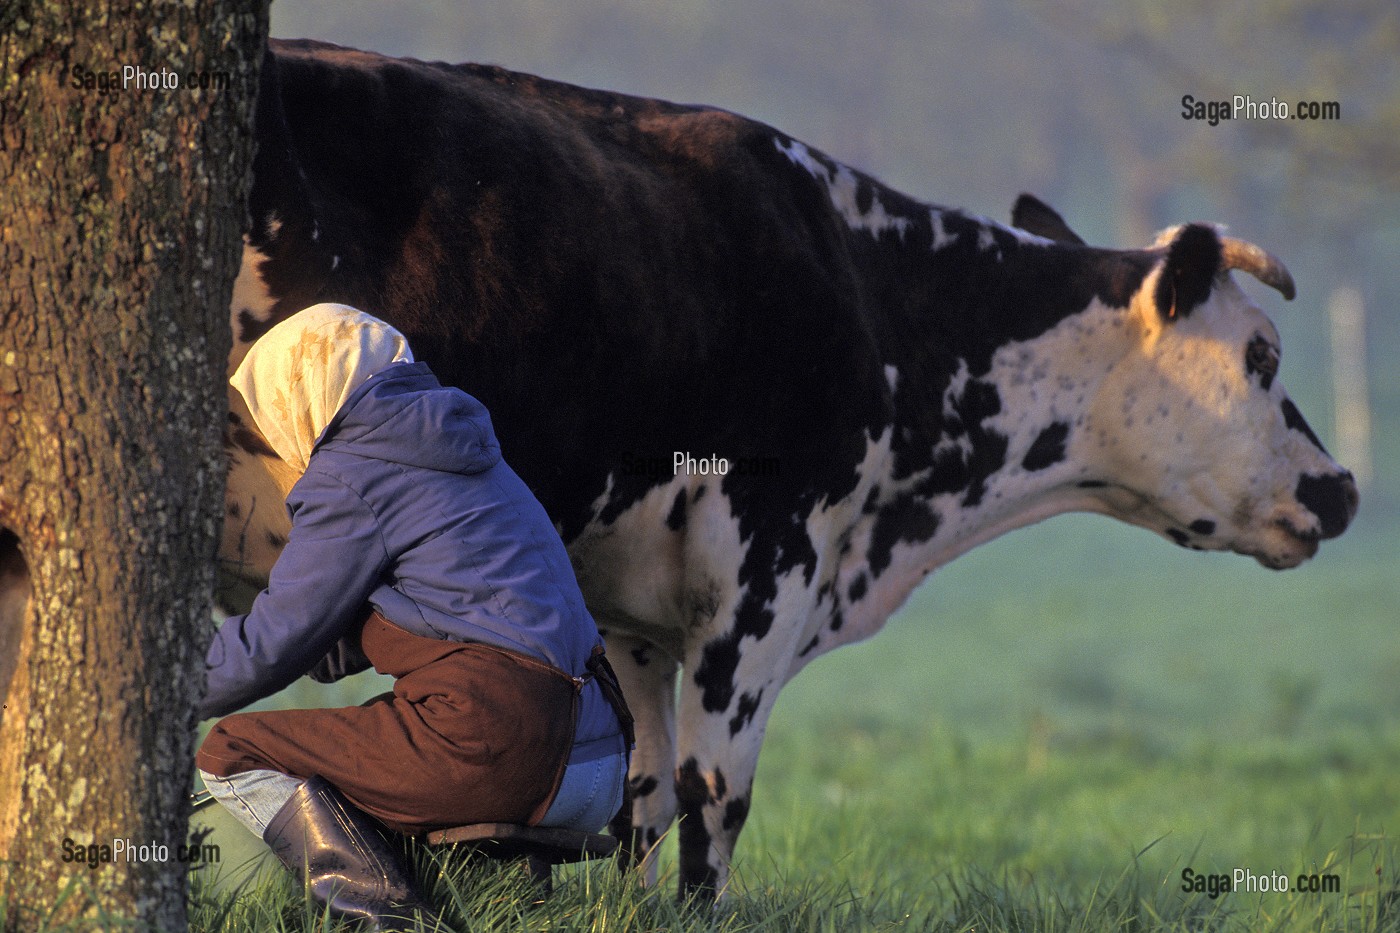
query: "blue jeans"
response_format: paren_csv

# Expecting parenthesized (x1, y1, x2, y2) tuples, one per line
(201, 750, 627, 840)
(200, 768, 304, 838)
(536, 750, 628, 832)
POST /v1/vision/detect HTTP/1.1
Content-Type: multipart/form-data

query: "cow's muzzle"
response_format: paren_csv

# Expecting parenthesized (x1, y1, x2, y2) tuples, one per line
(1294, 471, 1359, 541)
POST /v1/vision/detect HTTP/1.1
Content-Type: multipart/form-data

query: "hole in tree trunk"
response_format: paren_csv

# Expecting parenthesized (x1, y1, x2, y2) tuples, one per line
(0, 528, 30, 726)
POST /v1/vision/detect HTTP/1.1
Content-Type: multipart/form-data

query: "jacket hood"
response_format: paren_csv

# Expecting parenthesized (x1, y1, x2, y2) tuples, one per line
(317, 362, 502, 475)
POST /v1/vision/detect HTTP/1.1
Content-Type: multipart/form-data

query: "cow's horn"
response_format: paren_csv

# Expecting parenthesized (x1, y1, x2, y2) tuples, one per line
(1220, 236, 1295, 301)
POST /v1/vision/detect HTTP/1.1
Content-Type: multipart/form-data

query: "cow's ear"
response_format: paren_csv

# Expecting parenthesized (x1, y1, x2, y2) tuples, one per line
(1010, 193, 1085, 245)
(1154, 224, 1221, 321)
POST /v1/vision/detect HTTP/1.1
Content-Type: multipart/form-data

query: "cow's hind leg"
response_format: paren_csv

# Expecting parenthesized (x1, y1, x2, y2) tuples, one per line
(673, 624, 797, 900)
(602, 631, 678, 885)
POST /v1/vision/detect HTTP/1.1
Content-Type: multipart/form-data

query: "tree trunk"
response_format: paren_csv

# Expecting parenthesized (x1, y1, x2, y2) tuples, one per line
(0, 2, 268, 928)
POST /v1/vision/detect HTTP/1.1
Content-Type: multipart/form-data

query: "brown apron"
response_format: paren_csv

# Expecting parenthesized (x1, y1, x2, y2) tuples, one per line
(197, 612, 579, 834)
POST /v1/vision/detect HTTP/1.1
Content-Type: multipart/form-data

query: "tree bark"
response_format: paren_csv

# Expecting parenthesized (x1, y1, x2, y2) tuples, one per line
(0, 2, 267, 928)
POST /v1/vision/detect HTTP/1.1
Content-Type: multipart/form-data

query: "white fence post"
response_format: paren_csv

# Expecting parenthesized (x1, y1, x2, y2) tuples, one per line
(1328, 286, 1372, 491)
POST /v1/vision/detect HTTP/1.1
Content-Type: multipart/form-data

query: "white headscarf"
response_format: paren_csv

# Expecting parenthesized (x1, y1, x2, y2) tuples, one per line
(231, 303, 414, 472)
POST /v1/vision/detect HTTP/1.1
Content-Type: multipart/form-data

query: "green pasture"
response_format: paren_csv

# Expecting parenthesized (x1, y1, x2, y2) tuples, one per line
(172, 504, 1400, 931)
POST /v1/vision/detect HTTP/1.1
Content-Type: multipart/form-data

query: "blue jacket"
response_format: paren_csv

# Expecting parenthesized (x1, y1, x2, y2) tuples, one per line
(203, 362, 623, 763)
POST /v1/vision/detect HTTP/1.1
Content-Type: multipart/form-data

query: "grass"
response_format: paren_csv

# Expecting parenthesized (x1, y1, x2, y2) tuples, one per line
(739, 722, 1400, 932)
(176, 744, 1395, 932)
(16, 505, 1396, 931)
(179, 803, 1400, 932)
(175, 509, 1400, 931)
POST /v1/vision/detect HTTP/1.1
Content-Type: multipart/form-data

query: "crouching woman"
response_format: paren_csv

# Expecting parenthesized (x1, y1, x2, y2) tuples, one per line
(197, 304, 631, 930)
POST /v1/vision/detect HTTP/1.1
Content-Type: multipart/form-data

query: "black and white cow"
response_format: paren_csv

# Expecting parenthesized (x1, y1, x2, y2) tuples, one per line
(219, 39, 1357, 897)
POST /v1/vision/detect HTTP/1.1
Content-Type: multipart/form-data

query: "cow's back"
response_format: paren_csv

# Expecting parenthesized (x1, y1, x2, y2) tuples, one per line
(250, 39, 889, 540)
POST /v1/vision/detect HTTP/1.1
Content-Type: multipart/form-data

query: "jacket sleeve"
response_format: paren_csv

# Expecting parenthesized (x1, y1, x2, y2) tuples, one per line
(200, 471, 391, 719)
(306, 631, 372, 684)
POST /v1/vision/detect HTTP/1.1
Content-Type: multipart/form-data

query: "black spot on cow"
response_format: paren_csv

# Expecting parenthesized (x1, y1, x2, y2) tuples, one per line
(734, 593, 776, 644)
(1189, 519, 1216, 536)
(908, 379, 1009, 507)
(1166, 528, 1190, 547)
(847, 573, 868, 603)
(695, 632, 741, 714)
(630, 775, 659, 799)
(227, 410, 269, 458)
(693, 485, 707, 502)
(798, 634, 820, 658)
(666, 489, 687, 531)
(1281, 398, 1329, 455)
(1078, 479, 1108, 489)
(869, 494, 940, 578)
(950, 439, 1002, 497)
(729, 690, 763, 736)
(675, 756, 708, 800)
(862, 486, 881, 514)
(925, 446, 968, 495)
(723, 483, 824, 590)
(722, 794, 751, 832)
(231, 422, 277, 460)
(829, 609, 845, 632)
(855, 177, 875, 216)
(1023, 421, 1070, 472)
(630, 645, 651, 667)
(237, 308, 277, 346)
(678, 760, 728, 818)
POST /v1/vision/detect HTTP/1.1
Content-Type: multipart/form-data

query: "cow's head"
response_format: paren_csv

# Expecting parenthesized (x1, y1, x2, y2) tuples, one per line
(1014, 196, 1358, 569)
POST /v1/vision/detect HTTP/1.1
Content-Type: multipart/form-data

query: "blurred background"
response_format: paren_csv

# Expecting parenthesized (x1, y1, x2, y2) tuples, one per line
(205, 0, 1399, 895)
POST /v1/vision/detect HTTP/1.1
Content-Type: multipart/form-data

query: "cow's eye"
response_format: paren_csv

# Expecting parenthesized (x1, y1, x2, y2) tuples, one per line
(1245, 334, 1279, 388)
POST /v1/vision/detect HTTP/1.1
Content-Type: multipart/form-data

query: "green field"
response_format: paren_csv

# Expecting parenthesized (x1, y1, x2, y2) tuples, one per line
(176, 504, 1399, 932)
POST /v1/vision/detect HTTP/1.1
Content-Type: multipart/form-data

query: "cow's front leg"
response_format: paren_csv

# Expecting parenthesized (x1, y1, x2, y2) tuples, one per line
(602, 630, 679, 885)
(673, 622, 797, 900)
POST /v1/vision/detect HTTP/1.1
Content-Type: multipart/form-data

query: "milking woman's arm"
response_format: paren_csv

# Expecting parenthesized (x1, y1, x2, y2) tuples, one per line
(200, 470, 390, 719)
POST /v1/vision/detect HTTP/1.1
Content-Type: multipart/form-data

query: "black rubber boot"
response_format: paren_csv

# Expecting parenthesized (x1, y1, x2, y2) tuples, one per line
(263, 775, 443, 932)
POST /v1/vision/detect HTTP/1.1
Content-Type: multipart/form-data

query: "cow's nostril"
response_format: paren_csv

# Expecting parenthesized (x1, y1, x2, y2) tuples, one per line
(1294, 472, 1357, 540)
